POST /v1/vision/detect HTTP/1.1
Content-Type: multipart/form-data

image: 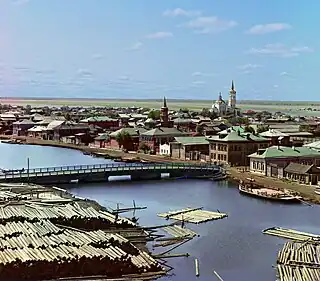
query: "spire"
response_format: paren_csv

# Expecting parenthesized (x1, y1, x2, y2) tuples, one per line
(163, 96, 167, 108)
(231, 80, 235, 91)
(218, 92, 222, 101)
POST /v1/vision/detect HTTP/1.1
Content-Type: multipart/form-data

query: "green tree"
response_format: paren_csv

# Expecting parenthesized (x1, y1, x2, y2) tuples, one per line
(115, 131, 132, 149)
(179, 108, 189, 113)
(200, 108, 217, 119)
(244, 125, 255, 134)
(257, 125, 269, 134)
(64, 113, 72, 121)
(196, 124, 204, 135)
(139, 142, 150, 153)
(148, 110, 160, 120)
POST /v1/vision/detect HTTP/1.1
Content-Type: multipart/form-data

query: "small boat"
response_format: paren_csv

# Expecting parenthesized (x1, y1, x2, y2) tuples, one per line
(239, 182, 301, 203)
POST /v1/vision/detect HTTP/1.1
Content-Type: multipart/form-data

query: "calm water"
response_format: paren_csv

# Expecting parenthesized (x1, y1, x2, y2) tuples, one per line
(1, 143, 319, 281)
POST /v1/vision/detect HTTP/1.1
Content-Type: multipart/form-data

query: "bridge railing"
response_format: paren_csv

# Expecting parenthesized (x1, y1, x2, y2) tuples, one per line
(0, 162, 221, 179)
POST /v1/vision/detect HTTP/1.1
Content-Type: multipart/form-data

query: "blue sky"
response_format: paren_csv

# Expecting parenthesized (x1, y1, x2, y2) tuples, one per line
(0, 0, 319, 101)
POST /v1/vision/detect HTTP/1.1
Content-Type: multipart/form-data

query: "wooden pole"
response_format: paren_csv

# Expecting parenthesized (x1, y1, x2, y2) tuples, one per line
(195, 258, 199, 277)
(27, 157, 30, 183)
(213, 270, 224, 281)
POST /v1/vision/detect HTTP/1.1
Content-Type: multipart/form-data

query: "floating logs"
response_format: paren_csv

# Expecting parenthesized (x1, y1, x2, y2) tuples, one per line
(276, 241, 320, 281)
(263, 227, 320, 242)
(162, 225, 197, 239)
(158, 207, 228, 224)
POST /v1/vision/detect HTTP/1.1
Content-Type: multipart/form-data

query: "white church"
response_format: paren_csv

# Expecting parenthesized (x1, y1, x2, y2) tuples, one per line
(211, 80, 237, 116)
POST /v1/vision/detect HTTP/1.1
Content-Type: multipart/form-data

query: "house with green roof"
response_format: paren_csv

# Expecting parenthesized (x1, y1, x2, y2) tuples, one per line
(206, 129, 269, 166)
(80, 116, 119, 130)
(248, 145, 320, 178)
(170, 136, 210, 160)
(139, 127, 190, 154)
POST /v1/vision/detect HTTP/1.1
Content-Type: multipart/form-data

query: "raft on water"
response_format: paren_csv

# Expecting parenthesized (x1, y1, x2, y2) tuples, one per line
(276, 241, 320, 281)
(157, 207, 228, 224)
(263, 227, 320, 242)
(162, 225, 197, 239)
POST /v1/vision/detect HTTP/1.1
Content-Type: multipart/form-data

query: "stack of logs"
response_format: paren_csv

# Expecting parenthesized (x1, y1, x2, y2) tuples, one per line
(0, 209, 163, 280)
(0, 202, 135, 229)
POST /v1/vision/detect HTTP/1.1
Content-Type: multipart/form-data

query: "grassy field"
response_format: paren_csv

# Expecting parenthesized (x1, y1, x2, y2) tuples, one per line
(1, 98, 320, 116)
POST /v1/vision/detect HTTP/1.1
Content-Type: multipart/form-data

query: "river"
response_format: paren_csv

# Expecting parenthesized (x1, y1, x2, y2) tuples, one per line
(0, 143, 319, 281)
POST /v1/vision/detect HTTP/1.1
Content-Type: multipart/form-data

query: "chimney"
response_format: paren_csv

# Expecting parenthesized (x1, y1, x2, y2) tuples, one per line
(246, 133, 250, 140)
(277, 145, 280, 150)
(292, 145, 295, 151)
(135, 129, 140, 135)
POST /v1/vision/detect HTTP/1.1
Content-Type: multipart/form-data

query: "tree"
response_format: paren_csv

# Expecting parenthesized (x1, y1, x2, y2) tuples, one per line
(148, 110, 160, 120)
(244, 125, 255, 134)
(25, 105, 32, 114)
(179, 108, 189, 113)
(200, 108, 217, 119)
(196, 124, 204, 135)
(115, 131, 132, 149)
(257, 125, 269, 134)
(139, 142, 150, 153)
(229, 117, 249, 126)
(64, 113, 72, 121)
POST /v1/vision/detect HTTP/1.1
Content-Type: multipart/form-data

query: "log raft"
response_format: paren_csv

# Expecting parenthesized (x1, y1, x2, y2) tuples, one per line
(276, 241, 320, 281)
(157, 207, 228, 224)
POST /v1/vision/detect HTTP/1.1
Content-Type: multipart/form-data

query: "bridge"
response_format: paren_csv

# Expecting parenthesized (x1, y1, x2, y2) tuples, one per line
(0, 163, 222, 185)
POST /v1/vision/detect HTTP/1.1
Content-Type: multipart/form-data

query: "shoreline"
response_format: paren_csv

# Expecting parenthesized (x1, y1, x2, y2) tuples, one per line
(1, 135, 320, 204)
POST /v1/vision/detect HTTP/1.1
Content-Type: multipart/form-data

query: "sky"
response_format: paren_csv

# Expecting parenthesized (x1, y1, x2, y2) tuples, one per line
(0, 0, 319, 101)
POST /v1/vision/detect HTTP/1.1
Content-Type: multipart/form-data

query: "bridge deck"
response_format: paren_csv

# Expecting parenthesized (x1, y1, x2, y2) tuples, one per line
(0, 163, 220, 181)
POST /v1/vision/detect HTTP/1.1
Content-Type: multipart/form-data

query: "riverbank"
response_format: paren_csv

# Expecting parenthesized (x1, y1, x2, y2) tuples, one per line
(228, 167, 320, 204)
(1, 135, 320, 204)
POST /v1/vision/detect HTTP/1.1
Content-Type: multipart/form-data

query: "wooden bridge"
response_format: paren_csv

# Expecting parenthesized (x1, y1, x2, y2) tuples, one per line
(0, 163, 222, 185)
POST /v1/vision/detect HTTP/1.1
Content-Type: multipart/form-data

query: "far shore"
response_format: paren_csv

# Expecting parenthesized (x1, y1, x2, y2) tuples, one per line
(2, 97, 320, 114)
(1, 135, 320, 205)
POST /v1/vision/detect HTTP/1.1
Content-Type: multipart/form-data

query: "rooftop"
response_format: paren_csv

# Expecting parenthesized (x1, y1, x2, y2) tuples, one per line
(249, 145, 320, 159)
(173, 136, 209, 145)
(141, 127, 189, 137)
(207, 131, 268, 142)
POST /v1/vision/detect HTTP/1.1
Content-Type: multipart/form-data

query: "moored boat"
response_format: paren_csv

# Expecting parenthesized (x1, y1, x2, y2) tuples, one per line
(238, 182, 301, 203)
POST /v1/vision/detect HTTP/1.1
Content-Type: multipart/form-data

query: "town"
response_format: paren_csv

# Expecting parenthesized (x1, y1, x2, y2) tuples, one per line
(1, 81, 320, 191)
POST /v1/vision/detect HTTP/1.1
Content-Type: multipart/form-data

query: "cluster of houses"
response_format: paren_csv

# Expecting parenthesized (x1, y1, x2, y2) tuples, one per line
(2, 99, 320, 185)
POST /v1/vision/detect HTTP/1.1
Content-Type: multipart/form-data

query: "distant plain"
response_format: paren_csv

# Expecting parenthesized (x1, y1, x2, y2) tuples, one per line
(1, 98, 320, 116)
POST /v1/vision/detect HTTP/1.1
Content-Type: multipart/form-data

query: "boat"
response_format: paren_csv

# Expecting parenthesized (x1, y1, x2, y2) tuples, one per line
(238, 182, 301, 203)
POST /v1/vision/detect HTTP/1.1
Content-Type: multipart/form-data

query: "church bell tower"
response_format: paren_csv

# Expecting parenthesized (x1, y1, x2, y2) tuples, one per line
(228, 80, 236, 109)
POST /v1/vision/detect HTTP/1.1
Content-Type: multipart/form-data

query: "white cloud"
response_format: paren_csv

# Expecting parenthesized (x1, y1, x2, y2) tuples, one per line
(280, 71, 289, 76)
(91, 53, 104, 60)
(77, 68, 92, 76)
(248, 43, 314, 57)
(238, 64, 263, 70)
(146, 32, 173, 39)
(34, 69, 56, 75)
(163, 8, 202, 18)
(127, 41, 143, 51)
(118, 75, 130, 81)
(184, 16, 237, 34)
(247, 23, 292, 35)
(192, 80, 206, 87)
(192, 71, 216, 77)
